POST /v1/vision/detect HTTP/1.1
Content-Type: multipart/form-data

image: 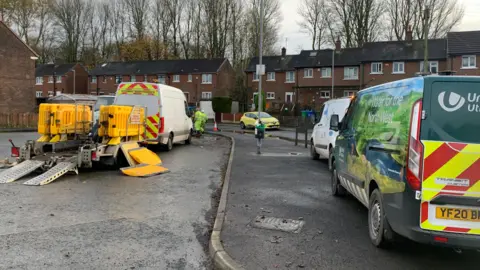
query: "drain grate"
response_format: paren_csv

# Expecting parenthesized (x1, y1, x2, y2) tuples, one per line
(252, 216, 305, 233)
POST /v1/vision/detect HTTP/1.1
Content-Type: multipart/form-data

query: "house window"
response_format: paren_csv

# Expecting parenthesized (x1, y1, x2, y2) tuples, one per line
(35, 77, 43, 85)
(56, 76, 62, 83)
(47, 91, 53, 96)
(344, 91, 356, 97)
(420, 61, 439, 73)
(462, 55, 476, 68)
(99, 92, 105, 95)
(188, 74, 192, 82)
(266, 92, 275, 99)
(253, 72, 259, 81)
(184, 92, 190, 101)
(304, 68, 313, 78)
(371, 62, 383, 74)
(130, 75, 136, 82)
(285, 92, 294, 103)
(173, 75, 180, 82)
(309, 52, 317, 57)
(116, 75, 122, 84)
(392, 62, 405, 74)
(286, 71, 295, 83)
(320, 91, 330, 99)
(158, 75, 166, 84)
(48, 76, 53, 83)
(103, 76, 107, 83)
(321, 68, 331, 78)
(35, 91, 43, 98)
(144, 75, 148, 82)
(267, 72, 275, 81)
(202, 74, 212, 84)
(201, 92, 212, 100)
(91, 76, 97, 83)
(344, 67, 358, 80)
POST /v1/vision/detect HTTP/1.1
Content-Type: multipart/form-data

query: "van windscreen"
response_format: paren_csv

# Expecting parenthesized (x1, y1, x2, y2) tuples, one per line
(426, 81, 480, 143)
(115, 94, 159, 117)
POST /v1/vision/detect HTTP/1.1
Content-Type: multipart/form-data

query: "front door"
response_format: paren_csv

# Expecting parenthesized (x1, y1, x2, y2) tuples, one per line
(285, 92, 294, 103)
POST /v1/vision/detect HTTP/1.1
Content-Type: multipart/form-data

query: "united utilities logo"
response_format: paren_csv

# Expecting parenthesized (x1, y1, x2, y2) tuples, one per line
(438, 91, 480, 112)
(438, 91, 465, 112)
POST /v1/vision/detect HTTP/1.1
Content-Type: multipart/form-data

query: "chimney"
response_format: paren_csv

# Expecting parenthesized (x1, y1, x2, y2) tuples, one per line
(281, 47, 286, 57)
(335, 38, 341, 51)
(406, 25, 413, 41)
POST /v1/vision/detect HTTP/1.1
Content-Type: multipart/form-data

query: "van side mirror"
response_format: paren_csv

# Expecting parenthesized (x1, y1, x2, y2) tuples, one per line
(330, 114, 339, 131)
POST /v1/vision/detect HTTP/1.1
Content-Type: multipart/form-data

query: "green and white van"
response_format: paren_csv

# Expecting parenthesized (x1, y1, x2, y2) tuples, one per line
(329, 76, 480, 250)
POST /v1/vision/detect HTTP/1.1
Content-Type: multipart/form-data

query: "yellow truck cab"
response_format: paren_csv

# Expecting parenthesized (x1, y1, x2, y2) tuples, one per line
(329, 76, 480, 249)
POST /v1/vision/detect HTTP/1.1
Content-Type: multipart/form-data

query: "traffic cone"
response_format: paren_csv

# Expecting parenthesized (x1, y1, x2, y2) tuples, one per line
(213, 121, 219, 132)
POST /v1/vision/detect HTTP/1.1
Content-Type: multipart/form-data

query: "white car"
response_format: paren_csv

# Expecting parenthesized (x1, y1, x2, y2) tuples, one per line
(310, 97, 351, 161)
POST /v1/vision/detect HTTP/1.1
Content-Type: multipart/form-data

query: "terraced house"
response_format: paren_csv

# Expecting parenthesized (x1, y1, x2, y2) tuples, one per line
(88, 58, 235, 105)
(246, 28, 480, 110)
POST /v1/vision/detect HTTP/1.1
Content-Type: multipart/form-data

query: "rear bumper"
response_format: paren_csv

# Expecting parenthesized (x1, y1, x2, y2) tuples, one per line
(404, 226, 480, 249)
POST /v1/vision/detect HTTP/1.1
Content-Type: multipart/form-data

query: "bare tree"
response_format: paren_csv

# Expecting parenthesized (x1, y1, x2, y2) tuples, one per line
(0, 0, 15, 25)
(108, 0, 127, 59)
(247, 0, 282, 56)
(179, 0, 197, 59)
(191, 0, 204, 58)
(298, 0, 329, 50)
(202, 0, 234, 58)
(152, 0, 168, 59)
(386, 0, 464, 40)
(123, 0, 149, 40)
(166, 0, 183, 58)
(52, 0, 92, 62)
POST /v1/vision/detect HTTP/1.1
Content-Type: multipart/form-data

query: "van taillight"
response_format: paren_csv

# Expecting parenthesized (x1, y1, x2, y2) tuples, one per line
(406, 100, 423, 191)
(159, 117, 165, 133)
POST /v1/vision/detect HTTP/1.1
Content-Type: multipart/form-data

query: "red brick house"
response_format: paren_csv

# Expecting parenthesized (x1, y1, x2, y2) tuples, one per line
(0, 21, 39, 113)
(447, 31, 480, 75)
(88, 58, 235, 105)
(34, 64, 89, 102)
(245, 48, 299, 110)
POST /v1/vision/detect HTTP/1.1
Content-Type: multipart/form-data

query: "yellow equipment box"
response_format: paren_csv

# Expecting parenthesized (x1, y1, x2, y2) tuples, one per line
(98, 105, 145, 138)
(38, 103, 92, 136)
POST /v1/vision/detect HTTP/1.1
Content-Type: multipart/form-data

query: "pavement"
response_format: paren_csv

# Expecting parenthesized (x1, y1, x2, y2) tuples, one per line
(0, 132, 231, 269)
(218, 132, 479, 270)
(206, 123, 312, 145)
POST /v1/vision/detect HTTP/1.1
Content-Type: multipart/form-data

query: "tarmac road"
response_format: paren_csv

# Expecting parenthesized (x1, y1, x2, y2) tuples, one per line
(222, 133, 479, 270)
(0, 132, 230, 269)
(206, 123, 312, 142)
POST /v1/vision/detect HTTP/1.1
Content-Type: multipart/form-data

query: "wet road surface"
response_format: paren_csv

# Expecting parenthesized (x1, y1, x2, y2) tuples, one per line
(0, 133, 230, 269)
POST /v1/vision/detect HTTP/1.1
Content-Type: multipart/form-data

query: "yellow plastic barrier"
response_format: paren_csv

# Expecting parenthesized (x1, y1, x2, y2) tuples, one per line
(38, 104, 92, 142)
(98, 105, 145, 139)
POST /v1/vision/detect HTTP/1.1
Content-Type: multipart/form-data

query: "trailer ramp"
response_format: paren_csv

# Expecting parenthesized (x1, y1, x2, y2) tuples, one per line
(0, 160, 45, 183)
(119, 142, 169, 177)
(24, 162, 77, 186)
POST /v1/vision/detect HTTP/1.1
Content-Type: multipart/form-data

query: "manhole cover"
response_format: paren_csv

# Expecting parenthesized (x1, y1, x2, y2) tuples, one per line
(251, 152, 304, 157)
(252, 216, 305, 233)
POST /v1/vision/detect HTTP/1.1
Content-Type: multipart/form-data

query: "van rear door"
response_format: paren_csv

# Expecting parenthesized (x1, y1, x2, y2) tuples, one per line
(420, 79, 480, 235)
(115, 83, 160, 140)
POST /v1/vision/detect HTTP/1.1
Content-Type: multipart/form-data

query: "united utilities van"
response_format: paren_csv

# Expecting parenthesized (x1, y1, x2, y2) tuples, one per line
(310, 97, 351, 161)
(329, 76, 480, 249)
(114, 83, 193, 151)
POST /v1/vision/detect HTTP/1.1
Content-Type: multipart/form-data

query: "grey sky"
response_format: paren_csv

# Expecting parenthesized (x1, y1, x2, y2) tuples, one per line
(279, 0, 480, 54)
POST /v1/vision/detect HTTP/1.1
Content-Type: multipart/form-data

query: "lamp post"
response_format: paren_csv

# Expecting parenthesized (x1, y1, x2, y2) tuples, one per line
(255, 0, 265, 154)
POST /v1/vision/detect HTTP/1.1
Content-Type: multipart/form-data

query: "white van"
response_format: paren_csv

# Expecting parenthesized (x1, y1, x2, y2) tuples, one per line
(114, 82, 193, 151)
(310, 97, 351, 161)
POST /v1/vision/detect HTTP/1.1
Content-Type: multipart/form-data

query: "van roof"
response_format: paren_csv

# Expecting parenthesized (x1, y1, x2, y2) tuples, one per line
(359, 76, 480, 95)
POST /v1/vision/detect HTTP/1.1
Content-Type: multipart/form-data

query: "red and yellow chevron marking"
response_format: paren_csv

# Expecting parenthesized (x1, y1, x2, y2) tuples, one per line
(117, 83, 159, 96)
(420, 140, 480, 235)
(144, 113, 160, 139)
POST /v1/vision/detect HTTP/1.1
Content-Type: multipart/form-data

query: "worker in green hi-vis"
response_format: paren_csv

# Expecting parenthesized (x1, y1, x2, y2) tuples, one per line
(255, 118, 266, 154)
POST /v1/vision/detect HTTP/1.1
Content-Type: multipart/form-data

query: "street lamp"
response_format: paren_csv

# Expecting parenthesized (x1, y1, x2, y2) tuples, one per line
(256, 0, 265, 154)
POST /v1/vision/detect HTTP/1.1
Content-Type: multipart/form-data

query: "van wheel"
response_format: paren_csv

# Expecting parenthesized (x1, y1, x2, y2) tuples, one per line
(368, 189, 395, 248)
(240, 122, 246, 129)
(185, 132, 192, 145)
(310, 139, 319, 160)
(331, 161, 346, 196)
(165, 134, 173, 151)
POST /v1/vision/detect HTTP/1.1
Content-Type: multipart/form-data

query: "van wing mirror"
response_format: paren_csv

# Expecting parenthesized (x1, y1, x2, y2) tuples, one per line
(330, 114, 339, 131)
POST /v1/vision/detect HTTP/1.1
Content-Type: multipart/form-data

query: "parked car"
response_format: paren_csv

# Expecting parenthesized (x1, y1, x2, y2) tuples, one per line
(93, 95, 115, 123)
(114, 83, 193, 151)
(329, 76, 480, 250)
(310, 97, 351, 161)
(240, 112, 280, 130)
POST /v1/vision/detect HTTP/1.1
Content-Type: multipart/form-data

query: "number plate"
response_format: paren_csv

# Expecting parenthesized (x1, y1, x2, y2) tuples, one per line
(436, 207, 480, 222)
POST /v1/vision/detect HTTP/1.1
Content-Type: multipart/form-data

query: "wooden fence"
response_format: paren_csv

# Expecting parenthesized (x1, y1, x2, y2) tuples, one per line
(0, 113, 38, 128)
